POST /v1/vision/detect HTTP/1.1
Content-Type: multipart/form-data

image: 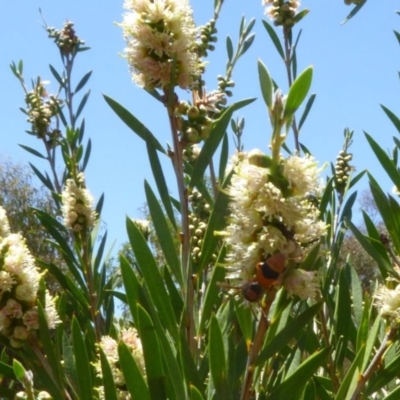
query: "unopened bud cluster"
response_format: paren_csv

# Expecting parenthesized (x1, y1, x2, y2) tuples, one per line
(188, 189, 213, 264)
(197, 19, 218, 58)
(183, 144, 201, 164)
(0, 206, 59, 348)
(263, 0, 301, 27)
(217, 75, 235, 98)
(25, 80, 62, 141)
(176, 90, 225, 144)
(47, 21, 84, 56)
(334, 150, 353, 193)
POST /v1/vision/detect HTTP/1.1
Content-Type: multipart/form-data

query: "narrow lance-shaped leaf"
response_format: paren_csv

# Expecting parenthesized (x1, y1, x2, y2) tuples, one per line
(126, 218, 179, 341)
(258, 59, 273, 110)
(103, 94, 165, 153)
(261, 19, 285, 60)
(341, 0, 368, 25)
(190, 98, 255, 188)
(136, 305, 167, 400)
(257, 302, 322, 365)
(365, 132, 400, 189)
(99, 348, 119, 400)
(209, 315, 232, 400)
(72, 317, 94, 400)
(18, 144, 46, 159)
(75, 89, 91, 121)
(74, 70, 92, 94)
(265, 347, 330, 400)
(118, 342, 150, 400)
(226, 36, 233, 62)
(283, 66, 313, 120)
(146, 141, 177, 229)
(144, 181, 183, 287)
(298, 93, 316, 130)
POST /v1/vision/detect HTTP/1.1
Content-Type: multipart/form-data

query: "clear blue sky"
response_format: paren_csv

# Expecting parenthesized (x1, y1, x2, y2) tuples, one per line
(1, 1, 400, 251)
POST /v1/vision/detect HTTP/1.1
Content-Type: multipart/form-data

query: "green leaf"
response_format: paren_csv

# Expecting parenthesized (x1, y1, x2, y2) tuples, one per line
(49, 64, 65, 87)
(0, 361, 14, 379)
(218, 132, 229, 183)
(12, 359, 25, 381)
(261, 20, 285, 60)
(103, 94, 165, 154)
(74, 70, 92, 94)
(381, 385, 400, 400)
(366, 348, 400, 396)
(137, 305, 167, 400)
(119, 254, 141, 323)
(334, 268, 352, 367)
(239, 33, 255, 57)
(72, 317, 93, 400)
(151, 313, 187, 400)
(365, 132, 400, 189)
(179, 331, 204, 396)
(235, 301, 253, 350)
(99, 348, 119, 400)
(146, 142, 177, 229)
(145, 181, 183, 286)
(75, 89, 90, 121)
(283, 66, 313, 120)
(118, 342, 150, 400)
(190, 98, 255, 188)
(82, 138, 92, 171)
(265, 347, 330, 400)
(334, 344, 365, 400)
(209, 315, 231, 400)
(190, 385, 205, 400)
(340, 190, 357, 223)
(126, 218, 179, 341)
(199, 249, 226, 334)
(381, 104, 400, 135)
(257, 302, 322, 365)
(293, 9, 310, 24)
(298, 93, 316, 130)
(226, 36, 233, 62)
(196, 171, 232, 274)
(258, 59, 274, 109)
(361, 314, 381, 372)
(346, 218, 393, 280)
(341, 0, 368, 25)
(369, 173, 400, 256)
(29, 163, 55, 193)
(18, 144, 46, 159)
(163, 267, 184, 321)
(356, 294, 370, 355)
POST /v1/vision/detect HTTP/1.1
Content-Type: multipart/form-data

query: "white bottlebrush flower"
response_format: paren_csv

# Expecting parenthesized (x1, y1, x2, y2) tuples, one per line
(61, 172, 97, 231)
(282, 154, 324, 197)
(0, 206, 10, 240)
(96, 327, 145, 397)
(121, 0, 202, 89)
(374, 284, 400, 327)
(283, 269, 320, 300)
(223, 150, 326, 285)
(0, 208, 60, 346)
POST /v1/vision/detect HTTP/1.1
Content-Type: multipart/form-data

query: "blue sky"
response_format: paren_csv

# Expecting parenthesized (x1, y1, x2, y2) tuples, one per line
(1, 1, 400, 251)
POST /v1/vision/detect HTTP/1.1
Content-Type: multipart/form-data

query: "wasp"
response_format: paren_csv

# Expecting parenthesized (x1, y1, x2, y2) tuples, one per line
(220, 253, 287, 303)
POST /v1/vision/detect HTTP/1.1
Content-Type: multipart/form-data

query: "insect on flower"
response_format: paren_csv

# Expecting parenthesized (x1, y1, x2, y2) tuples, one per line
(219, 253, 287, 303)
